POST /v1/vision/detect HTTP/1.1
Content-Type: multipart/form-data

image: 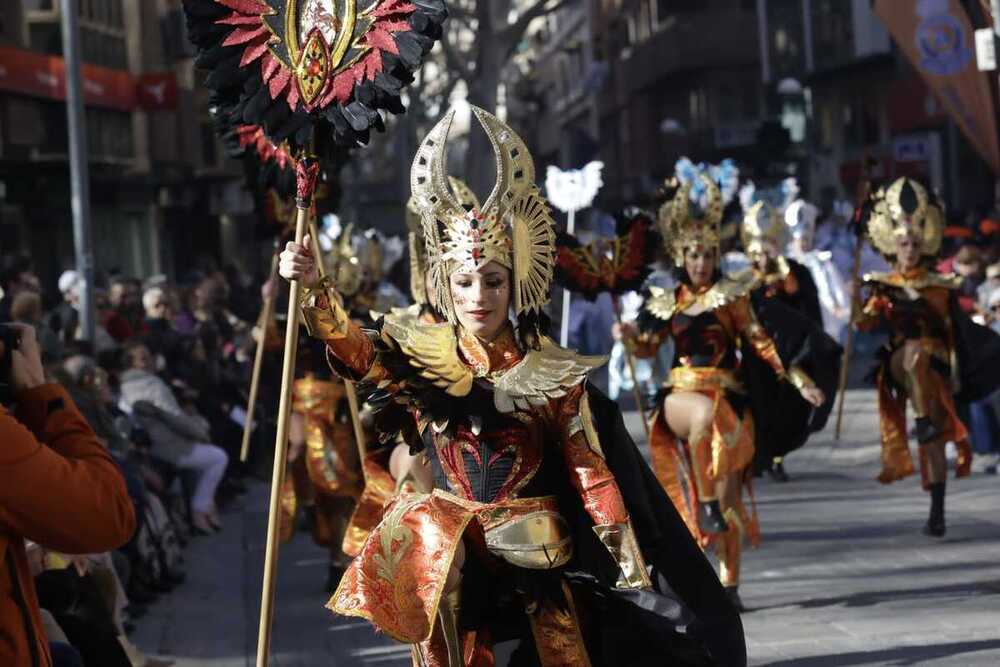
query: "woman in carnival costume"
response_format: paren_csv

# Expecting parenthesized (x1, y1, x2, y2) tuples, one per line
(624, 170, 826, 611)
(738, 194, 841, 483)
(279, 107, 746, 666)
(855, 177, 1000, 537)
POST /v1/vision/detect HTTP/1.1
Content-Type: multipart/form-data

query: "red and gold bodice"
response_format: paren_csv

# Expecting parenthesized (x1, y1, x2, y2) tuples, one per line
(635, 278, 786, 381)
(857, 269, 958, 351)
(670, 309, 738, 370)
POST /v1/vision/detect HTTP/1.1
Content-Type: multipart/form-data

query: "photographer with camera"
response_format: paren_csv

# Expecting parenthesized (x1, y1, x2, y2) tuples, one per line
(0, 324, 136, 666)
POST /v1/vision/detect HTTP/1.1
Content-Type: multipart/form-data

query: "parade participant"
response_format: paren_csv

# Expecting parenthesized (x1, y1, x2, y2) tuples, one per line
(279, 107, 746, 666)
(739, 199, 840, 481)
(785, 199, 851, 342)
(278, 223, 379, 591)
(854, 177, 1000, 537)
(286, 338, 365, 591)
(740, 197, 823, 327)
(627, 172, 826, 611)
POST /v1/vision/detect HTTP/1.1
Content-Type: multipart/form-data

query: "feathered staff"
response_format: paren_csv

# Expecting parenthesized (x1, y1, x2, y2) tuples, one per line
(183, 2, 446, 664)
(555, 209, 658, 434)
(545, 161, 605, 346)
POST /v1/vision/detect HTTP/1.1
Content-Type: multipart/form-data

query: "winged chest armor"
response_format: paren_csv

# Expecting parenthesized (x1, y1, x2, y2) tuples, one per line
(372, 312, 604, 505)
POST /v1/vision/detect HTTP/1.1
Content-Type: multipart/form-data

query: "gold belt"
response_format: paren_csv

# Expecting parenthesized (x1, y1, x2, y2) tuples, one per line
(667, 366, 744, 393)
(435, 491, 573, 570)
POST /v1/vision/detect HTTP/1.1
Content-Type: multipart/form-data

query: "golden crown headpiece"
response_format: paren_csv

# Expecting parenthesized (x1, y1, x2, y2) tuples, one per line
(866, 177, 943, 259)
(322, 221, 362, 298)
(658, 174, 724, 266)
(405, 177, 480, 306)
(410, 106, 556, 325)
(741, 201, 787, 257)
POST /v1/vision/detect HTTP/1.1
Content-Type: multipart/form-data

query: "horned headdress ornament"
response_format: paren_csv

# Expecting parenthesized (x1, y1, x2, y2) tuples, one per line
(410, 107, 557, 325)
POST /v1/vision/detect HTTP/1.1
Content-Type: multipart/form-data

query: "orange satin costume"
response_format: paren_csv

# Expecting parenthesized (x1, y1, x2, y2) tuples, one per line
(278, 374, 365, 566)
(634, 278, 809, 587)
(856, 269, 972, 487)
(302, 291, 650, 666)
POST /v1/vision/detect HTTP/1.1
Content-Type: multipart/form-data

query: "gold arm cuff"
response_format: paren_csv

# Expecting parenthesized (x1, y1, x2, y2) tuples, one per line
(787, 366, 816, 391)
(592, 521, 652, 589)
(300, 283, 352, 341)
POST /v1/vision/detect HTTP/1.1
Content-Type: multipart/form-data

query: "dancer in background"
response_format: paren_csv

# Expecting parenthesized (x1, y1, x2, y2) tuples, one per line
(854, 177, 1000, 537)
(625, 171, 826, 611)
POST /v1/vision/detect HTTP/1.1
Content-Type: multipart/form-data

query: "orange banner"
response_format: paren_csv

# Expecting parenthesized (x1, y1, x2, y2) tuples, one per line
(874, 0, 1000, 174)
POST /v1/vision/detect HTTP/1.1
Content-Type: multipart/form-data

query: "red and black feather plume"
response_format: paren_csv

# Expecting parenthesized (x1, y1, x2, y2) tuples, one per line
(555, 209, 659, 301)
(183, 0, 446, 150)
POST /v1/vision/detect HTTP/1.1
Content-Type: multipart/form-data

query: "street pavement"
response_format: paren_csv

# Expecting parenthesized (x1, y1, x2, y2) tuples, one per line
(132, 387, 1000, 666)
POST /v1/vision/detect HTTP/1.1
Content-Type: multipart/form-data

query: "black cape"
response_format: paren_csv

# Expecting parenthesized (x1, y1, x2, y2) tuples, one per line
(745, 295, 842, 464)
(949, 295, 1000, 403)
(562, 384, 747, 667)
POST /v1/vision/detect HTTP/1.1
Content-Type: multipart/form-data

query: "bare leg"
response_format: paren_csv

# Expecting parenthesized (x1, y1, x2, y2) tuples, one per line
(665, 392, 727, 533)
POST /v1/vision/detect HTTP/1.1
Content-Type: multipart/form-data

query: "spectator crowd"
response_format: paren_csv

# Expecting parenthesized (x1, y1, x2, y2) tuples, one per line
(1, 253, 276, 667)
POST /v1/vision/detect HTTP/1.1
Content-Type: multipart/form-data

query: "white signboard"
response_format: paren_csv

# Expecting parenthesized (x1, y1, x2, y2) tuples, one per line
(975, 28, 996, 71)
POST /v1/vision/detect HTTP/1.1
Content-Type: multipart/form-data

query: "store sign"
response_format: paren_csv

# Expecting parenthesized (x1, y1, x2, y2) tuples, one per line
(893, 135, 931, 162)
(136, 73, 178, 111)
(0, 46, 179, 112)
(974, 28, 997, 71)
(0, 45, 136, 110)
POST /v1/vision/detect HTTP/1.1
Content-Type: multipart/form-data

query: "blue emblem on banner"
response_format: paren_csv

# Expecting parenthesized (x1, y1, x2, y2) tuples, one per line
(917, 12, 973, 75)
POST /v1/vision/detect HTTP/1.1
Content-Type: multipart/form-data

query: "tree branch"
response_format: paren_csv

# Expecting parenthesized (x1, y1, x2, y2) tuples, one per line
(498, 0, 577, 51)
(440, 37, 473, 79)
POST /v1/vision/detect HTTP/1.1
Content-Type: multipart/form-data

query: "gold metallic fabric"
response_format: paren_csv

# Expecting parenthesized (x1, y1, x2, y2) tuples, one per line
(485, 510, 573, 570)
(875, 358, 972, 487)
(647, 394, 755, 549)
(342, 449, 398, 557)
(528, 580, 593, 667)
(330, 491, 570, 644)
(592, 522, 652, 589)
(294, 376, 363, 498)
(787, 366, 816, 391)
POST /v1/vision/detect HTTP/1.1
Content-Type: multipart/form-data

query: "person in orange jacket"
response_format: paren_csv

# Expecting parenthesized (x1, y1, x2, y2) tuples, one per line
(0, 324, 137, 667)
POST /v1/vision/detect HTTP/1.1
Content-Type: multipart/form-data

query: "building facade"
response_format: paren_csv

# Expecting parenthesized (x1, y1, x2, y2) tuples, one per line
(0, 0, 257, 295)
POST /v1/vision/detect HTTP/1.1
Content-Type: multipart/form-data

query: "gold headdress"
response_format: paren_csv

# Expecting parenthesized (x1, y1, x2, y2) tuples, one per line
(866, 177, 943, 258)
(658, 175, 724, 266)
(740, 201, 787, 257)
(322, 222, 362, 298)
(405, 177, 480, 306)
(410, 107, 557, 324)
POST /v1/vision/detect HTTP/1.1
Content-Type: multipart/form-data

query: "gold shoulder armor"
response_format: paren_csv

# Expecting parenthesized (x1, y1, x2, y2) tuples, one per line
(703, 270, 758, 309)
(863, 271, 897, 287)
(371, 304, 422, 326)
(381, 314, 474, 397)
(494, 337, 607, 414)
(925, 272, 963, 290)
(645, 286, 678, 321)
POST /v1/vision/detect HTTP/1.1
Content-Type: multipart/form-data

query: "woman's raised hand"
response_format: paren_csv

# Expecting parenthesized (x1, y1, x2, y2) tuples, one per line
(278, 234, 320, 289)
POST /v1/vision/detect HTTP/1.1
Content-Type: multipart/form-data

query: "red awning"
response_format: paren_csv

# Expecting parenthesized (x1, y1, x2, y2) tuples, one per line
(0, 45, 176, 111)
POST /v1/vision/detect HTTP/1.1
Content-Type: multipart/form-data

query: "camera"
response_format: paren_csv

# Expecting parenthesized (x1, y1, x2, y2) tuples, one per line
(0, 323, 22, 406)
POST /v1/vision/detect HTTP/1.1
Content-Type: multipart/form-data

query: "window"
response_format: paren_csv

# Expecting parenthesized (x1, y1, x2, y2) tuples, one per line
(811, 0, 854, 71)
(86, 108, 134, 159)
